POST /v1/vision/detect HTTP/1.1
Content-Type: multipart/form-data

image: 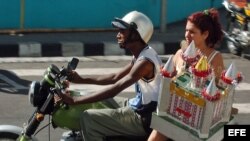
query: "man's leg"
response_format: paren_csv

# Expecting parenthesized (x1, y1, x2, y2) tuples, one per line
(101, 97, 129, 109)
(80, 107, 146, 141)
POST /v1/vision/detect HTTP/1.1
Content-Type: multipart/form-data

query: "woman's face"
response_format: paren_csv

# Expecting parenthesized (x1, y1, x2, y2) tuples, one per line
(185, 21, 208, 48)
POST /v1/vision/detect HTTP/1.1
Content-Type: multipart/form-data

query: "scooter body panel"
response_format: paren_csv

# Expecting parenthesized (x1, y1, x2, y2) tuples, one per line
(52, 91, 111, 130)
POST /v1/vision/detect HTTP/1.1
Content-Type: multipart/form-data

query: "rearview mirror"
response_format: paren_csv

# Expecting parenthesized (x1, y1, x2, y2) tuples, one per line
(67, 57, 79, 71)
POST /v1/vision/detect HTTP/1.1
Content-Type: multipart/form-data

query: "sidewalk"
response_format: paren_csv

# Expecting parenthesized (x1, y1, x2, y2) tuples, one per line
(0, 8, 227, 57)
(0, 25, 185, 57)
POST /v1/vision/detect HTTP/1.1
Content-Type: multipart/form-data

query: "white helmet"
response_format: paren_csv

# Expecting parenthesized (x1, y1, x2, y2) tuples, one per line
(112, 11, 154, 43)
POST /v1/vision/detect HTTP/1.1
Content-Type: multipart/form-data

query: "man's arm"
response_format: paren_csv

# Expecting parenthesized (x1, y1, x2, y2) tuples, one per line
(71, 62, 133, 85)
(62, 59, 154, 105)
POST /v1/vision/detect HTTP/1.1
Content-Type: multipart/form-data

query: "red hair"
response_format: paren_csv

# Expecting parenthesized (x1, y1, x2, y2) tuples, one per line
(187, 8, 223, 48)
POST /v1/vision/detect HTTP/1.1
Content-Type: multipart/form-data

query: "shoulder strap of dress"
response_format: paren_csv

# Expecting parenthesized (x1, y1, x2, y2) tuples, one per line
(208, 50, 218, 64)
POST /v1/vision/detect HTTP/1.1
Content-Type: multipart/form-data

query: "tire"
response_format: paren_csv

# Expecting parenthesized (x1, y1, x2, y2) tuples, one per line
(0, 132, 19, 141)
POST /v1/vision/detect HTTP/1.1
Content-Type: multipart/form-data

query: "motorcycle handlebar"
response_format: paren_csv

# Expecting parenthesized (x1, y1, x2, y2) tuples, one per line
(58, 57, 79, 82)
(30, 57, 79, 108)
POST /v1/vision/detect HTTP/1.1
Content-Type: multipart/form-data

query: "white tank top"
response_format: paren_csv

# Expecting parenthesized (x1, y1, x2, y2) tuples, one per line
(176, 49, 218, 75)
(128, 46, 162, 109)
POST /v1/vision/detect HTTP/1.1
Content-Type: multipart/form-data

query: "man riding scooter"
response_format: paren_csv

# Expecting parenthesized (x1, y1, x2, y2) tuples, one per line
(59, 11, 162, 141)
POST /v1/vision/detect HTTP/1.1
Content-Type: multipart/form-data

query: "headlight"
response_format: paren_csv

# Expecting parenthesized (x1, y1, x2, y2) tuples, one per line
(28, 65, 60, 108)
(28, 81, 41, 107)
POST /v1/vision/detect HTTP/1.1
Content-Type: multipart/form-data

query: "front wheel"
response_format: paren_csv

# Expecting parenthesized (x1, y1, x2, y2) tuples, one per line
(0, 125, 26, 141)
(0, 132, 19, 141)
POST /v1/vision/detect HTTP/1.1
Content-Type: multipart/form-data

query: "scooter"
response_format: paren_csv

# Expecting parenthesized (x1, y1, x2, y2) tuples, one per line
(0, 57, 113, 141)
(0, 57, 147, 141)
(222, 0, 250, 56)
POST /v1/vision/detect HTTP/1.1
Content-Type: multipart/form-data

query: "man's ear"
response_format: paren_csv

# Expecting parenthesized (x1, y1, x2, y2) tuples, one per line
(130, 30, 141, 41)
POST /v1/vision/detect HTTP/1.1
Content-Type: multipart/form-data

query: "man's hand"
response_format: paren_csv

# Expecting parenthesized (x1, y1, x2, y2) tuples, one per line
(62, 80, 70, 88)
(58, 89, 75, 105)
(68, 70, 81, 83)
(54, 94, 62, 104)
(54, 80, 74, 105)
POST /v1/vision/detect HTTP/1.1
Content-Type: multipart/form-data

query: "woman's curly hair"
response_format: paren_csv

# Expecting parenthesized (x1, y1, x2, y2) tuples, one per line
(187, 8, 223, 48)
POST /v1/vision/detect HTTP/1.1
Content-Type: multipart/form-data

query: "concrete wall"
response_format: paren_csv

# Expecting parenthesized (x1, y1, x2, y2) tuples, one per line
(0, 0, 223, 30)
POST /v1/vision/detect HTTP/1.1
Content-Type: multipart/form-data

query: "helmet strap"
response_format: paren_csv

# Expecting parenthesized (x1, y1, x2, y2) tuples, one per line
(124, 29, 145, 45)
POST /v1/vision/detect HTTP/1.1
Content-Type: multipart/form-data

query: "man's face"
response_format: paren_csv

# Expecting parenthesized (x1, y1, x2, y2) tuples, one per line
(116, 29, 130, 49)
(185, 21, 208, 47)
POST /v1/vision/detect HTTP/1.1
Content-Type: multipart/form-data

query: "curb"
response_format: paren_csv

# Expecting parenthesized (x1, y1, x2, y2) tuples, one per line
(0, 41, 180, 57)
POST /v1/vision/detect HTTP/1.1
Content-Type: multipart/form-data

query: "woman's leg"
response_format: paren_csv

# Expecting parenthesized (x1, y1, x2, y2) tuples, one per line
(148, 129, 168, 141)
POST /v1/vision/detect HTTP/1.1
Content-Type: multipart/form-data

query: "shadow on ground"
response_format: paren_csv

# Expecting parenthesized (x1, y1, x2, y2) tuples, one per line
(0, 69, 31, 95)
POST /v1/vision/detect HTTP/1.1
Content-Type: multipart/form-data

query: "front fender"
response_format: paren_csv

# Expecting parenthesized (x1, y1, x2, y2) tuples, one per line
(0, 125, 23, 135)
(0, 125, 38, 141)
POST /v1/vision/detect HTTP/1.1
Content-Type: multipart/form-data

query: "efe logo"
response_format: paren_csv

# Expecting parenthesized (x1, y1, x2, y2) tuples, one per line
(228, 129, 246, 136)
(224, 125, 250, 139)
